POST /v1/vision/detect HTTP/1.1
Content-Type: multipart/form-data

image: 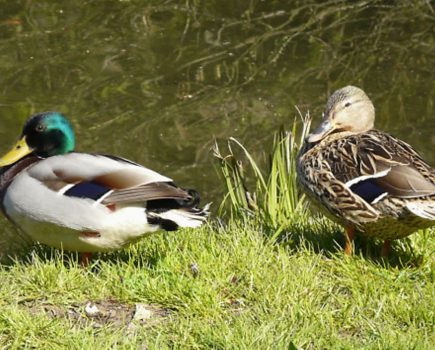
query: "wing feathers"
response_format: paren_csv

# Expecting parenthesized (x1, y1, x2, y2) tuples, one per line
(333, 131, 435, 202)
(94, 169, 162, 189)
(346, 165, 435, 202)
(63, 181, 112, 201)
(349, 179, 388, 204)
(374, 165, 435, 198)
(102, 182, 191, 204)
(29, 153, 172, 186)
(26, 153, 188, 204)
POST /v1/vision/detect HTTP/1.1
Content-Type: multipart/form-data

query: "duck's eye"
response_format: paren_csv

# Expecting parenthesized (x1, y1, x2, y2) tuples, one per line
(35, 124, 45, 132)
(344, 102, 351, 108)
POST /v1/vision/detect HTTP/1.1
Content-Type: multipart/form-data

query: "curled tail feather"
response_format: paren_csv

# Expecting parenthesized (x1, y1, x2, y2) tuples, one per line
(147, 204, 210, 231)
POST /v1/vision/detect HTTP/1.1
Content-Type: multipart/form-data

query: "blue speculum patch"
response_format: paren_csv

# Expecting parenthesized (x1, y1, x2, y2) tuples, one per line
(64, 181, 111, 201)
(350, 179, 387, 204)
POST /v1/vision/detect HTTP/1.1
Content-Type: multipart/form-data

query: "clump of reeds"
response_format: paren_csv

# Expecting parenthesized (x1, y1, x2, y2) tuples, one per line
(214, 110, 312, 234)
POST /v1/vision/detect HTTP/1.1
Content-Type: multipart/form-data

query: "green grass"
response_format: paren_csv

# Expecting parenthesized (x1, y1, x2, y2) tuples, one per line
(1, 116, 434, 349)
(0, 0, 433, 347)
(213, 112, 311, 235)
(0, 223, 433, 349)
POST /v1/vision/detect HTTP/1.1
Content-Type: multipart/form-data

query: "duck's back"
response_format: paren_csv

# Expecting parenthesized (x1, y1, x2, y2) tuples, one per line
(297, 129, 435, 239)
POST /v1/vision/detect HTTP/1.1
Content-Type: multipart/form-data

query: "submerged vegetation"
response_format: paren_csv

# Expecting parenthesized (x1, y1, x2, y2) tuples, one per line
(0, 0, 434, 203)
(0, 0, 434, 349)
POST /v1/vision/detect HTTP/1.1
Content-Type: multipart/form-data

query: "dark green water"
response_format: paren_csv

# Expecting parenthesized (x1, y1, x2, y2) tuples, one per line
(0, 1, 434, 252)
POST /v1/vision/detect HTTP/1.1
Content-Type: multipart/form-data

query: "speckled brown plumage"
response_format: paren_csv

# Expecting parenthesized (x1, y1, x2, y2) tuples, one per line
(297, 86, 435, 254)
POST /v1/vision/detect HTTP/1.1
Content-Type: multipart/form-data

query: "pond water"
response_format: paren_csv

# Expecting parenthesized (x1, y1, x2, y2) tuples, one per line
(0, 1, 434, 253)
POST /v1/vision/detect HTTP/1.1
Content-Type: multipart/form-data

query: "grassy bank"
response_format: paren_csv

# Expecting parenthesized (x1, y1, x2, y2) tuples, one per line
(1, 121, 434, 349)
(0, 221, 433, 349)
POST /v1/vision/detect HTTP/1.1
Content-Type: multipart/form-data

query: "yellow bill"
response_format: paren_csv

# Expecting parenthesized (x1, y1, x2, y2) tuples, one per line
(0, 137, 33, 167)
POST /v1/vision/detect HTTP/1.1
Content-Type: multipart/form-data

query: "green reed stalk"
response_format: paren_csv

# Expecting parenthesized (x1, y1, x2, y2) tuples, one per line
(214, 111, 312, 231)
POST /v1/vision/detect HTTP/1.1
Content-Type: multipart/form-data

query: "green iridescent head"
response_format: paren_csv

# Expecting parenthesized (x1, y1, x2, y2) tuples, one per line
(0, 112, 75, 166)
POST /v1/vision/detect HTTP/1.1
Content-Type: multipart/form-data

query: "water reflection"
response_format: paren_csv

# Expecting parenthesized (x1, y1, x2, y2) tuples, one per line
(0, 0, 434, 255)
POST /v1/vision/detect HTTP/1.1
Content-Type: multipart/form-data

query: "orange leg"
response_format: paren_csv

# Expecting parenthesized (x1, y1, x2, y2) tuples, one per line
(381, 240, 391, 257)
(344, 227, 355, 256)
(81, 252, 92, 267)
(79, 230, 100, 267)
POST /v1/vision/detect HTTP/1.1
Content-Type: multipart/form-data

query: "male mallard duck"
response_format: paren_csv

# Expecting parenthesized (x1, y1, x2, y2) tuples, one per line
(297, 86, 435, 255)
(0, 112, 209, 264)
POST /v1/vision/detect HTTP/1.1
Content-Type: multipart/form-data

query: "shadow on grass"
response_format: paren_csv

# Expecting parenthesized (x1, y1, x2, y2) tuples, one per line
(0, 222, 428, 272)
(0, 240, 168, 273)
(273, 223, 425, 269)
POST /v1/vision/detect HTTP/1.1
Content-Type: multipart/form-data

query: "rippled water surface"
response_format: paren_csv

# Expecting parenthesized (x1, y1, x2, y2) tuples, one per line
(0, 0, 434, 253)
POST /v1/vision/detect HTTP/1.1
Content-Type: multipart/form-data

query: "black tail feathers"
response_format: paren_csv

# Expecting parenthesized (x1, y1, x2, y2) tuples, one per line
(146, 188, 209, 231)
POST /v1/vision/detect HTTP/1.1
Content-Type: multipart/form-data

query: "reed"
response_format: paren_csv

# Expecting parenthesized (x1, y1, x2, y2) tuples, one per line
(214, 110, 312, 235)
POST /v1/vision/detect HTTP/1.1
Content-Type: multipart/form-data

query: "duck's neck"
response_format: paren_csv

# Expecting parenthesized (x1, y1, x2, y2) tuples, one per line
(318, 129, 372, 145)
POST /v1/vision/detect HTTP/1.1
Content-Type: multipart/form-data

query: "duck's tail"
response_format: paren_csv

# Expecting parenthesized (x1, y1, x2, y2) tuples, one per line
(147, 204, 210, 231)
(145, 190, 210, 231)
(407, 201, 435, 221)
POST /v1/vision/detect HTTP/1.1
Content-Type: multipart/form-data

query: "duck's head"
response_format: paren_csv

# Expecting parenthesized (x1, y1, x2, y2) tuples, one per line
(307, 86, 375, 143)
(0, 112, 75, 166)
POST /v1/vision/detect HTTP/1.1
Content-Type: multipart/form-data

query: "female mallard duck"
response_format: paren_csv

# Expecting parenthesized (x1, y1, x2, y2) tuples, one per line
(297, 86, 435, 255)
(0, 112, 209, 264)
